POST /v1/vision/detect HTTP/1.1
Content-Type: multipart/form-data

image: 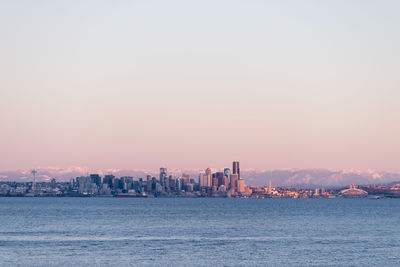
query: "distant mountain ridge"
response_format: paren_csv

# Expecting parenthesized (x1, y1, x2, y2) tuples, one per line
(244, 169, 400, 187)
(0, 167, 399, 187)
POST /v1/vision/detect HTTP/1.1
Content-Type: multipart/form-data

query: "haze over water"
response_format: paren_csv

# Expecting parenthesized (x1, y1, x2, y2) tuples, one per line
(1, 198, 400, 266)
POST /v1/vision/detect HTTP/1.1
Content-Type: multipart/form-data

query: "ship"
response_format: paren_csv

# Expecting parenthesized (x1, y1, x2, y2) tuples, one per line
(113, 193, 148, 198)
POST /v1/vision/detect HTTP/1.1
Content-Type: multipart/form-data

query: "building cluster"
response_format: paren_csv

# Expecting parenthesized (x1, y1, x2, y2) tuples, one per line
(248, 184, 332, 199)
(1, 162, 400, 198)
(0, 179, 68, 197)
(69, 161, 252, 197)
(197, 161, 252, 197)
(0, 161, 252, 198)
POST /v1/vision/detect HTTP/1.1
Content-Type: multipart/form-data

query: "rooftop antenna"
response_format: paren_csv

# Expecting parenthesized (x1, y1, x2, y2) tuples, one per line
(31, 170, 37, 194)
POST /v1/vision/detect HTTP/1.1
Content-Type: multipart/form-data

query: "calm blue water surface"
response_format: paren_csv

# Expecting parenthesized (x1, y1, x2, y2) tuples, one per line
(0, 198, 399, 266)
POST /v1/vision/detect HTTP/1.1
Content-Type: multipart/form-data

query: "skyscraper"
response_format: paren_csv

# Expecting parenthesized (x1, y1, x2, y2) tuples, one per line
(216, 172, 224, 187)
(146, 175, 152, 192)
(90, 174, 101, 186)
(224, 168, 231, 187)
(199, 172, 208, 187)
(212, 177, 219, 187)
(182, 173, 190, 185)
(160, 168, 167, 184)
(31, 170, 37, 193)
(268, 180, 272, 194)
(103, 174, 115, 188)
(230, 173, 239, 191)
(237, 179, 246, 193)
(233, 161, 240, 179)
(224, 168, 231, 179)
(205, 168, 212, 187)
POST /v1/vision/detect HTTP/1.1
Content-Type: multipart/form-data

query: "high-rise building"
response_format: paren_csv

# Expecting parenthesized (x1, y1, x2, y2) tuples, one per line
(50, 178, 57, 189)
(212, 177, 219, 187)
(230, 173, 239, 191)
(314, 188, 320, 196)
(31, 170, 37, 193)
(160, 168, 167, 184)
(205, 168, 212, 187)
(199, 172, 208, 187)
(223, 176, 229, 187)
(146, 175, 152, 192)
(237, 179, 246, 193)
(216, 172, 224, 187)
(233, 161, 240, 179)
(182, 173, 190, 185)
(103, 174, 115, 188)
(113, 177, 121, 190)
(224, 168, 231, 179)
(90, 174, 102, 186)
(186, 183, 194, 192)
(268, 180, 272, 194)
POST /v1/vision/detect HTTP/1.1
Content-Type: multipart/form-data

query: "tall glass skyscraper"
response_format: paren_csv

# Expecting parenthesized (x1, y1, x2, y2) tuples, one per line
(232, 161, 240, 179)
(224, 168, 231, 179)
(160, 168, 167, 184)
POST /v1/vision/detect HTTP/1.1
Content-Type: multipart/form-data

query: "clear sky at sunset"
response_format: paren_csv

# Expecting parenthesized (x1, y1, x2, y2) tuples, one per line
(0, 1, 399, 171)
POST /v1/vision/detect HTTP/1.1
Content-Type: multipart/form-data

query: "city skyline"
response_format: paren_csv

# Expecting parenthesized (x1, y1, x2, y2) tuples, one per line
(2, 164, 400, 188)
(0, 161, 256, 198)
(2, 159, 400, 198)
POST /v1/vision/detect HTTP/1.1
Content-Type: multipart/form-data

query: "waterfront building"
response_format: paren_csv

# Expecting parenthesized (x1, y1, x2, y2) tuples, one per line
(218, 184, 227, 192)
(103, 175, 115, 188)
(76, 176, 97, 195)
(50, 178, 57, 189)
(112, 178, 121, 190)
(146, 175, 152, 192)
(314, 188, 319, 196)
(339, 184, 368, 198)
(237, 179, 246, 193)
(120, 176, 133, 191)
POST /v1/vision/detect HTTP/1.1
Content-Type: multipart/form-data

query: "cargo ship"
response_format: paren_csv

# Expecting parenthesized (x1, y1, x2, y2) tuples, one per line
(114, 193, 148, 198)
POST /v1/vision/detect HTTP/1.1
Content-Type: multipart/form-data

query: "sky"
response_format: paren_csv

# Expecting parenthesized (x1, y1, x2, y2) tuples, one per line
(0, 1, 399, 172)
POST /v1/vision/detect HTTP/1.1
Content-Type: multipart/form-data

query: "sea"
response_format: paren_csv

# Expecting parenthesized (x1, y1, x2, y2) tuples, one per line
(0, 198, 399, 266)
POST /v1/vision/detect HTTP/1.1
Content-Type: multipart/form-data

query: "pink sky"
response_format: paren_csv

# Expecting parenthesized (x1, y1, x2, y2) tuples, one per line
(0, 1, 399, 172)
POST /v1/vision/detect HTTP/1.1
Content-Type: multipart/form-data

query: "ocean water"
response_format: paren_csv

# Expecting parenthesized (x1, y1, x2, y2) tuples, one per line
(0, 198, 399, 266)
